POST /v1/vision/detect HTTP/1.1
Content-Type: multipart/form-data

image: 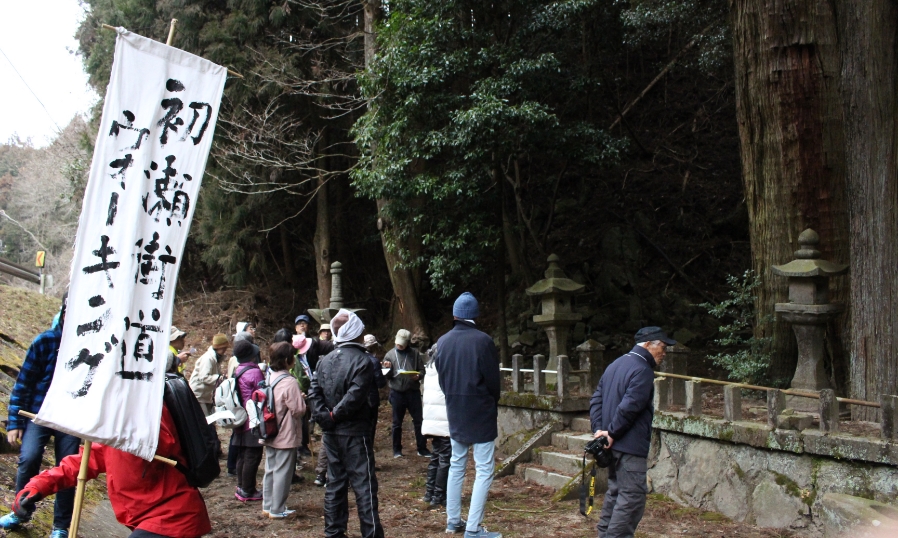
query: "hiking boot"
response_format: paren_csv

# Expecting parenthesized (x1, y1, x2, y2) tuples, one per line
(423, 492, 433, 503)
(418, 449, 433, 458)
(314, 473, 326, 487)
(445, 519, 467, 534)
(235, 487, 263, 502)
(464, 526, 502, 538)
(50, 528, 69, 538)
(268, 509, 296, 519)
(429, 497, 446, 509)
(298, 446, 312, 458)
(0, 512, 25, 530)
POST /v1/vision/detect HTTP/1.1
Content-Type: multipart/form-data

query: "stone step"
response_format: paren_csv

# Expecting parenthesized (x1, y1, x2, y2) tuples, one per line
(538, 450, 586, 476)
(551, 431, 594, 452)
(520, 465, 575, 490)
(571, 416, 591, 432)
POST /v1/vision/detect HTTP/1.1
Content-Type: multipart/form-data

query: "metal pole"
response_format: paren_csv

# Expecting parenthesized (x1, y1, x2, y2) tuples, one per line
(39, 268, 45, 295)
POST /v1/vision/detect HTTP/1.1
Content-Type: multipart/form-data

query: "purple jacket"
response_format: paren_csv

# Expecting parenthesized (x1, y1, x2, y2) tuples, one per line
(235, 363, 264, 432)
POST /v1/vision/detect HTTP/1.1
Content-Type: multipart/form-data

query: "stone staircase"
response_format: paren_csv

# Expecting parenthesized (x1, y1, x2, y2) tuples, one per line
(512, 416, 608, 500)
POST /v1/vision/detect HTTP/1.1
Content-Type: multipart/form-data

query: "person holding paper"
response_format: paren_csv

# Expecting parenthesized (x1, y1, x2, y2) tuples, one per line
(383, 329, 429, 459)
(1, 296, 80, 537)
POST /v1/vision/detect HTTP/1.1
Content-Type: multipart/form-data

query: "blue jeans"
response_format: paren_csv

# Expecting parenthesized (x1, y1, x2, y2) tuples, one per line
(446, 439, 495, 532)
(16, 421, 80, 529)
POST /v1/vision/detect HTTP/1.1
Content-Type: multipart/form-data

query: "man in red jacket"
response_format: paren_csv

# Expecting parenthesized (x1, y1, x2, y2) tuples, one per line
(11, 404, 211, 538)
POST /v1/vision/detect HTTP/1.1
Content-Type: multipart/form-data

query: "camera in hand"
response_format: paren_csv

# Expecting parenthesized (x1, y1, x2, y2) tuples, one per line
(584, 435, 613, 468)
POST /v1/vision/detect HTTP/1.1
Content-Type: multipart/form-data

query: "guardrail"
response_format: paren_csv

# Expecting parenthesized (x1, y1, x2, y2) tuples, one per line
(652, 371, 897, 440)
(0, 257, 40, 284)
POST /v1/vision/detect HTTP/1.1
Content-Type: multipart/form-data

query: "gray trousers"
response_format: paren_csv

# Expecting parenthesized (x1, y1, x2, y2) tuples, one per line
(598, 451, 647, 538)
(263, 446, 297, 514)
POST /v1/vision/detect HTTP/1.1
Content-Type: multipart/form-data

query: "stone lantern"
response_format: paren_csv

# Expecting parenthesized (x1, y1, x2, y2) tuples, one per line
(772, 229, 848, 411)
(526, 254, 585, 379)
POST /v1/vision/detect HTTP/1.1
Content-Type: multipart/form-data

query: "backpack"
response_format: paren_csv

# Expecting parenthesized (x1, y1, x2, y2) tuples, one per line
(162, 374, 221, 488)
(246, 373, 291, 441)
(213, 367, 250, 429)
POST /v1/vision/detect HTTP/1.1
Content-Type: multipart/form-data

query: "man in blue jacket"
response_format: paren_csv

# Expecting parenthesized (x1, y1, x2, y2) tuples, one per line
(590, 326, 675, 538)
(435, 292, 502, 538)
(0, 294, 80, 537)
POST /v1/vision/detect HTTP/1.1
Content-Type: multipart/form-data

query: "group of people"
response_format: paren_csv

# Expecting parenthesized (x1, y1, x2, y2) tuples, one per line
(1, 285, 671, 538)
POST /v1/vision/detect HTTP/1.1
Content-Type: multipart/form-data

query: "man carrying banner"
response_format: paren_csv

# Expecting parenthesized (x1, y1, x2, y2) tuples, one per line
(1, 296, 80, 537)
(11, 403, 211, 538)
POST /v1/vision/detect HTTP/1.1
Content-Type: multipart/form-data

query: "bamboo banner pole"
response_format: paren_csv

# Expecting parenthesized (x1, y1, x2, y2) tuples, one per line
(99, 23, 244, 79)
(68, 441, 91, 537)
(166, 19, 178, 46)
(17, 411, 177, 466)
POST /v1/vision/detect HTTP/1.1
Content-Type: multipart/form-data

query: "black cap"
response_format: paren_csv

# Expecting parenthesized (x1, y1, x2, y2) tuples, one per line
(634, 326, 676, 346)
(233, 340, 260, 362)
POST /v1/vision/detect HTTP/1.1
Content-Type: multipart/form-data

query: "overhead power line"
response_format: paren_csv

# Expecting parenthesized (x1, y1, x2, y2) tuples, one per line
(0, 44, 62, 134)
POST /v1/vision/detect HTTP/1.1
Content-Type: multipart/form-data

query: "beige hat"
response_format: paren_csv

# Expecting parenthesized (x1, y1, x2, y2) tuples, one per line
(169, 326, 187, 342)
(363, 334, 379, 348)
(395, 329, 411, 346)
(319, 324, 331, 332)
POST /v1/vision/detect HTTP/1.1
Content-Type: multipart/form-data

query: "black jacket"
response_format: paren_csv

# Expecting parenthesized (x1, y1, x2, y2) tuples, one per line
(589, 345, 656, 458)
(306, 338, 335, 373)
(309, 342, 376, 436)
(383, 347, 425, 393)
(368, 352, 387, 411)
(434, 320, 501, 444)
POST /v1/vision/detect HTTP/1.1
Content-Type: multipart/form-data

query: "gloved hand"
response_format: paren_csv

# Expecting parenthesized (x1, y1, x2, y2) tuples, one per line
(12, 486, 43, 518)
(315, 411, 336, 431)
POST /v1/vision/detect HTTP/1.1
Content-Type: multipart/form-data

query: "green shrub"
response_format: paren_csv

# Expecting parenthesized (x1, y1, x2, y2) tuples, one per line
(700, 270, 772, 384)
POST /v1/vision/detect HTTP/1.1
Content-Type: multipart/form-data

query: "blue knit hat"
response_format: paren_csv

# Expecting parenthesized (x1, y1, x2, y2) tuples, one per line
(453, 292, 480, 319)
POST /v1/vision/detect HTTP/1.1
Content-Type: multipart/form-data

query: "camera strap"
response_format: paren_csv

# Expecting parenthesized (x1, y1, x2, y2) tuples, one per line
(578, 453, 597, 517)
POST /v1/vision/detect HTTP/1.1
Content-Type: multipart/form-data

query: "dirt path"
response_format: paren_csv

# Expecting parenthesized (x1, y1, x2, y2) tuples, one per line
(202, 406, 797, 538)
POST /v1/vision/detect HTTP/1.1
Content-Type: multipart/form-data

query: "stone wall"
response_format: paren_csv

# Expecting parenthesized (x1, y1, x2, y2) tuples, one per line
(648, 429, 898, 534)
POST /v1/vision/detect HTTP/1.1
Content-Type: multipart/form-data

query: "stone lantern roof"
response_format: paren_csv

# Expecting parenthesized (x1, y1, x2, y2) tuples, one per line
(525, 254, 586, 297)
(772, 229, 848, 278)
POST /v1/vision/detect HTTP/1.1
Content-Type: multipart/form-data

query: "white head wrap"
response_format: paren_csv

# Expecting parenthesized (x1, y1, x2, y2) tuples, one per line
(333, 309, 365, 343)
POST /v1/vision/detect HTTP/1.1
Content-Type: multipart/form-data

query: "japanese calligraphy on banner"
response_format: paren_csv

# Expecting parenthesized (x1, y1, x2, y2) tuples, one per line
(34, 29, 227, 461)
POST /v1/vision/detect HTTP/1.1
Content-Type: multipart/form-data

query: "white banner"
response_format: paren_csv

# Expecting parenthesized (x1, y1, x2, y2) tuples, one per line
(34, 29, 227, 460)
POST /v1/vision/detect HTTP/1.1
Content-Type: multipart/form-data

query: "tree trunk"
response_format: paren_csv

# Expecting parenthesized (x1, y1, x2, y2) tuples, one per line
(835, 0, 898, 419)
(731, 0, 850, 384)
(364, 0, 430, 344)
(280, 225, 294, 285)
(313, 169, 331, 309)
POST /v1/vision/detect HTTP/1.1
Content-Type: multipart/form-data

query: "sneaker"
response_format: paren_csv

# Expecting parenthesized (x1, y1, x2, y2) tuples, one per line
(418, 449, 433, 458)
(445, 519, 467, 534)
(314, 473, 326, 487)
(235, 487, 263, 502)
(393, 452, 403, 459)
(50, 528, 69, 538)
(227, 470, 237, 478)
(464, 526, 502, 538)
(269, 509, 296, 519)
(0, 512, 24, 530)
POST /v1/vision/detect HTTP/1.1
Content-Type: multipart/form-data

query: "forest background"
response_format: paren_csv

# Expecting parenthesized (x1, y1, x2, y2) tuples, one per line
(2, 0, 896, 420)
